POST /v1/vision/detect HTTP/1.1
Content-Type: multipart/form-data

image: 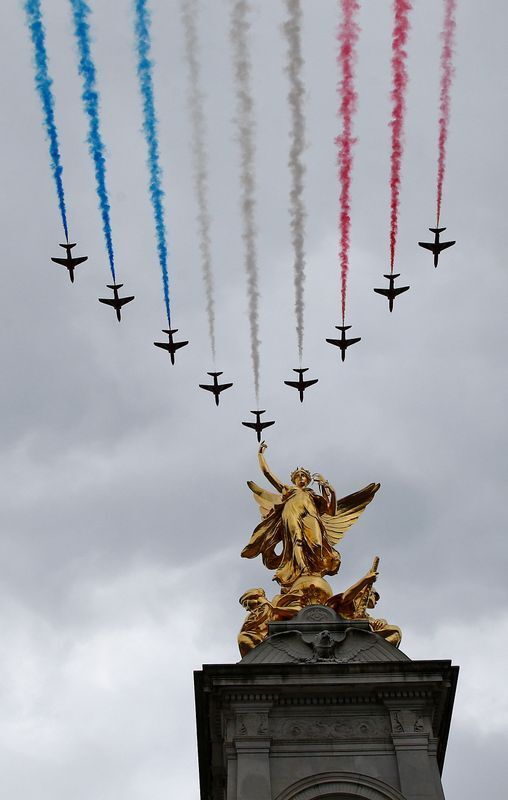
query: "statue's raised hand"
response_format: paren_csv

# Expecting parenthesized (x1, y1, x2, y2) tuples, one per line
(259, 440, 268, 455)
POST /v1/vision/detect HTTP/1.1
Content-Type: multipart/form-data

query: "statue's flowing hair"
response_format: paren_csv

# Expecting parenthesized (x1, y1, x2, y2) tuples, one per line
(290, 467, 312, 485)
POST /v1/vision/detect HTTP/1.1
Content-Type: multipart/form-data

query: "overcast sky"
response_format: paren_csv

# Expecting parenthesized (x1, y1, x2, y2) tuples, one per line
(1, 0, 507, 797)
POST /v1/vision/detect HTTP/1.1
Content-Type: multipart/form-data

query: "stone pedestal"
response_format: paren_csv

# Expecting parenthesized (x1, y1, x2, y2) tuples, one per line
(194, 607, 458, 800)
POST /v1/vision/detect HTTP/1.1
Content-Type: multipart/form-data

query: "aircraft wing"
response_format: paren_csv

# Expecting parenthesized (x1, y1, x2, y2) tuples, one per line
(98, 298, 116, 306)
(51, 257, 69, 266)
(373, 288, 388, 296)
(218, 382, 233, 391)
(118, 296, 135, 306)
(173, 341, 189, 351)
(325, 338, 341, 347)
(242, 420, 274, 431)
(393, 286, 410, 296)
(70, 256, 88, 266)
(439, 241, 455, 251)
(199, 384, 216, 393)
(284, 380, 300, 389)
(418, 242, 436, 252)
(153, 341, 170, 350)
(303, 379, 318, 388)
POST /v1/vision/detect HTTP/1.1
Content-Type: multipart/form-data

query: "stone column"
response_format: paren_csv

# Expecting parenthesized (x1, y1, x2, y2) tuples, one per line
(385, 703, 446, 800)
(231, 707, 272, 800)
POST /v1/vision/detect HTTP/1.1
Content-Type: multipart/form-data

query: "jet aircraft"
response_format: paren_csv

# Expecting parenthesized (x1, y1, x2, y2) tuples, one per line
(284, 368, 318, 402)
(153, 329, 189, 364)
(418, 226, 455, 268)
(199, 372, 233, 405)
(325, 325, 361, 361)
(51, 242, 88, 283)
(242, 410, 275, 442)
(98, 283, 135, 322)
(373, 273, 410, 312)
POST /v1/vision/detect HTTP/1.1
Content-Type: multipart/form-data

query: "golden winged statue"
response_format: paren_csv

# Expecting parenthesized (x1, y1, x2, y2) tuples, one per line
(241, 442, 380, 593)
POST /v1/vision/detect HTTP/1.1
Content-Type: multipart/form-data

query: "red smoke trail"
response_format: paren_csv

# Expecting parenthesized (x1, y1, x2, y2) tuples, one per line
(336, 0, 360, 324)
(389, 0, 412, 272)
(436, 0, 457, 226)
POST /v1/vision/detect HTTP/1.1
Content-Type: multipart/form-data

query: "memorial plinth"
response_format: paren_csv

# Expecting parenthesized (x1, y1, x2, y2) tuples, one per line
(194, 607, 458, 800)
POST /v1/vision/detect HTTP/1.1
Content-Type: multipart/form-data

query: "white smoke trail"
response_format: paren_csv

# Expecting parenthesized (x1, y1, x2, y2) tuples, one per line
(180, 0, 216, 359)
(229, 0, 260, 402)
(282, 0, 306, 362)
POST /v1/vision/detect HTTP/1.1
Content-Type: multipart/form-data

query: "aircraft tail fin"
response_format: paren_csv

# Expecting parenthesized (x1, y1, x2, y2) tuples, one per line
(429, 227, 446, 234)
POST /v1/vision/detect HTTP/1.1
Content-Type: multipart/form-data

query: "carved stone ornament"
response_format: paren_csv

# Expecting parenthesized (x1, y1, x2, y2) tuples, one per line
(390, 710, 429, 735)
(299, 606, 336, 623)
(272, 715, 391, 740)
(235, 712, 270, 738)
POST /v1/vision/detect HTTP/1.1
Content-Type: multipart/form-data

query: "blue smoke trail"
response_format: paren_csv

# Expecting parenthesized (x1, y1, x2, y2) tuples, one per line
(133, 0, 171, 324)
(69, 0, 115, 280)
(24, 0, 69, 241)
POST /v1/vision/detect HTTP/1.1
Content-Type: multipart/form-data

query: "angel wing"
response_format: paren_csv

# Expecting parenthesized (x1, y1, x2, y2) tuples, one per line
(321, 482, 380, 545)
(247, 480, 281, 518)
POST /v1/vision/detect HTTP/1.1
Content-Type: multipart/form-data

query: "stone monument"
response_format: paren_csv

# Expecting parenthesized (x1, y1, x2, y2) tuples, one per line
(194, 444, 458, 800)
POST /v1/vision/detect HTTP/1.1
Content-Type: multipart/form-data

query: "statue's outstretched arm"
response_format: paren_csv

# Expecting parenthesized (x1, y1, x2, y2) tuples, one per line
(325, 483, 337, 515)
(340, 569, 377, 606)
(314, 474, 336, 514)
(258, 441, 284, 493)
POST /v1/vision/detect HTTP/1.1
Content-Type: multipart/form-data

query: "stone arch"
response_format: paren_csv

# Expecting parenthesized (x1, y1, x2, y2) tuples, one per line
(274, 771, 407, 800)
